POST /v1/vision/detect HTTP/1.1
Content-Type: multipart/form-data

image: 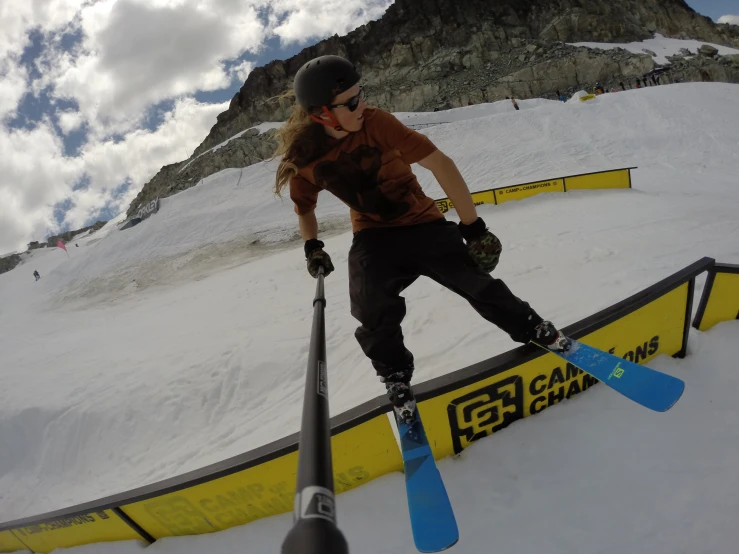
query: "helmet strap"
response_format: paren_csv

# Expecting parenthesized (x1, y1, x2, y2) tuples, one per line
(310, 106, 344, 132)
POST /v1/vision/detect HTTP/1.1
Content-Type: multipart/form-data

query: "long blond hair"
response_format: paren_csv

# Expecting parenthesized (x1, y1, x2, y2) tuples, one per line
(273, 90, 330, 196)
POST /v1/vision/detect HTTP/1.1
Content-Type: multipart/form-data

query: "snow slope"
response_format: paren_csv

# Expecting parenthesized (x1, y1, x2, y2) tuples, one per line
(569, 33, 739, 65)
(0, 83, 738, 550)
(38, 321, 739, 554)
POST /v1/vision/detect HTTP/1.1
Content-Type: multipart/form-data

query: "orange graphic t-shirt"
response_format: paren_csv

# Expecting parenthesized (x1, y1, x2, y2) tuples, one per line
(289, 108, 444, 232)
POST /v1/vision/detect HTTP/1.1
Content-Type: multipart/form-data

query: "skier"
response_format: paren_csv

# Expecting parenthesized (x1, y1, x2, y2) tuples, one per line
(33, 270, 40, 281)
(274, 55, 567, 423)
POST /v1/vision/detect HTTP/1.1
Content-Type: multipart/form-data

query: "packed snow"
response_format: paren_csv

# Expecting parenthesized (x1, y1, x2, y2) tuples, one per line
(569, 32, 739, 64)
(1, 82, 738, 553)
(27, 321, 739, 554)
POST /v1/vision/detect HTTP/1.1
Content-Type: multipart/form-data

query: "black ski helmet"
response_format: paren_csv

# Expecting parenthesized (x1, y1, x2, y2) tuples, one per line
(293, 55, 361, 110)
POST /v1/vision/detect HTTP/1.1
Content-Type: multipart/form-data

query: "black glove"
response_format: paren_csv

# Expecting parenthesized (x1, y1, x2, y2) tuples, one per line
(458, 217, 502, 273)
(304, 238, 334, 278)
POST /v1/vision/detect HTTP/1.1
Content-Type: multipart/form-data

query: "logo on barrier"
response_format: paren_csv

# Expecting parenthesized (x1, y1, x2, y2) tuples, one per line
(144, 496, 213, 535)
(16, 514, 98, 536)
(498, 181, 557, 196)
(447, 375, 524, 455)
(435, 199, 453, 213)
(436, 197, 488, 213)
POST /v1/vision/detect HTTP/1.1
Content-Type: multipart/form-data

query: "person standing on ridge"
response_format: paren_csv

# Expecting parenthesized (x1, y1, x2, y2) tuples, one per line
(273, 55, 567, 423)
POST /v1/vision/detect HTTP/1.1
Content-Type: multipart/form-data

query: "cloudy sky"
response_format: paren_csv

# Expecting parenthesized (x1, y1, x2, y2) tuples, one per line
(0, 0, 735, 254)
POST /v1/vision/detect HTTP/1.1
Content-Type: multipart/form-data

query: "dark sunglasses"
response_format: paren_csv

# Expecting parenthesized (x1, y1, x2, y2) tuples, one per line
(329, 86, 364, 112)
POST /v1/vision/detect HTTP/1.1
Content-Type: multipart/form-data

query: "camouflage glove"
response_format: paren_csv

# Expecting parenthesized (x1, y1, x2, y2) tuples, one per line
(458, 217, 502, 273)
(304, 238, 334, 278)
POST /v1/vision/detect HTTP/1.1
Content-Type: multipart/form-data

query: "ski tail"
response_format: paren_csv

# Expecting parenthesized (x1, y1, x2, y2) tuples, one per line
(396, 411, 459, 552)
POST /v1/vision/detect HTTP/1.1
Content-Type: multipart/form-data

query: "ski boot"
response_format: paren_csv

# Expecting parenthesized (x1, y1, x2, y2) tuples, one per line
(534, 320, 571, 353)
(381, 371, 417, 425)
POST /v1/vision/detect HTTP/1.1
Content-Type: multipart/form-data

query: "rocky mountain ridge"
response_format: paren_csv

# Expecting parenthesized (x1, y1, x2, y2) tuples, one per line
(122, 0, 739, 217)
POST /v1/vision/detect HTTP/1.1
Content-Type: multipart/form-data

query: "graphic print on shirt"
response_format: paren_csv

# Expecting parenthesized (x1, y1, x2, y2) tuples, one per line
(313, 145, 410, 221)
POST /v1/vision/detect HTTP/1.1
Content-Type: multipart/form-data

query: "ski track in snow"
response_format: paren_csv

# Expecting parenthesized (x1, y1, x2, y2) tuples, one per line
(0, 82, 738, 553)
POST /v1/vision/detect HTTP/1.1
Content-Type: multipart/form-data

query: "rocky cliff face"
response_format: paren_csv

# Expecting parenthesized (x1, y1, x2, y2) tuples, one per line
(125, 0, 739, 217)
(0, 254, 23, 275)
(199, 0, 739, 152)
(125, 130, 277, 216)
(46, 221, 107, 247)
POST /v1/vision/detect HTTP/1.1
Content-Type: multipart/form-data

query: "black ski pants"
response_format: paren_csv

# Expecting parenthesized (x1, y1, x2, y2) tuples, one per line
(348, 219, 542, 379)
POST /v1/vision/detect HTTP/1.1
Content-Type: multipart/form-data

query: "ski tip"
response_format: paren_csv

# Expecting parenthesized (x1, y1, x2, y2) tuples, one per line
(648, 378, 686, 412)
(416, 535, 459, 553)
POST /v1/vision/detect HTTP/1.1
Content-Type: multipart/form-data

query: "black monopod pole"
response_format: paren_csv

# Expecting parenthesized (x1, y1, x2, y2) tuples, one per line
(281, 266, 349, 554)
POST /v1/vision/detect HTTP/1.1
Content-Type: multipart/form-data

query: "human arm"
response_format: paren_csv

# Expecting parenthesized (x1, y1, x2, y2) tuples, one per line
(416, 149, 478, 225)
(417, 150, 502, 273)
(370, 110, 501, 271)
(290, 176, 334, 278)
(298, 210, 318, 241)
(297, 209, 334, 278)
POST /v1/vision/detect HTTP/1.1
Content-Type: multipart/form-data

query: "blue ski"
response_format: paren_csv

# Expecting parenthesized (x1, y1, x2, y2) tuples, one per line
(534, 338, 685, 412)
(395, 409, 459, 552)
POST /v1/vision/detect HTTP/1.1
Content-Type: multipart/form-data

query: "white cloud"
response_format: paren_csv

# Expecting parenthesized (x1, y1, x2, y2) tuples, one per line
(57, 110, 84, 135)
(0, 58, 28, 120)
(0, 0, 395, 253)
(0, 122, 84, 254)
(0, 0, 81, 60)
(36, 0, 266, 139)
(2, 0, 394, 133)
(230, 60, 255, 83)
(64, 98, 228, 229)
(0, 98, 226, 253)
(717, 15, 739, 25)
(271, 0, 392, 43)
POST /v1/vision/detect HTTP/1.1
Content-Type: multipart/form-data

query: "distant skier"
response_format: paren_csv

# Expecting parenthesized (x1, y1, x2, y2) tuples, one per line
(274, 55, 567, 423)
(556, 89, 567, 102)
(509, 96, 520, 110)
(33, 270, 40, 281)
